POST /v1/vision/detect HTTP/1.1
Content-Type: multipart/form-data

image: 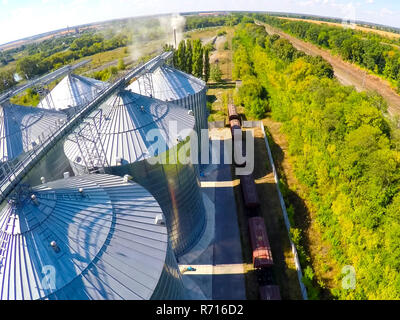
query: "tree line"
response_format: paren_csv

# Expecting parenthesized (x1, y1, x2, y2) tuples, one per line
(164, 39, 211, 82)
(15, 32, 130, 81)
(234, 21, 400, 299)
(184, 13, 244, 31)
(259, 16, 400, 92)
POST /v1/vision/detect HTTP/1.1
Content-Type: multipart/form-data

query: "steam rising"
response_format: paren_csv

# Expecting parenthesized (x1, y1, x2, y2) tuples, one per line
(159, 13, 186, 48)
(128, 13, 186, 62)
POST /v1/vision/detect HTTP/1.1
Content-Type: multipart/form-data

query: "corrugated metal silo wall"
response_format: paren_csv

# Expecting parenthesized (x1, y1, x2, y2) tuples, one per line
(105, 159, 206, 258)
(151, 242, 186, 300)
(22, 142, 74, 186)
(173, 87, 209, 138)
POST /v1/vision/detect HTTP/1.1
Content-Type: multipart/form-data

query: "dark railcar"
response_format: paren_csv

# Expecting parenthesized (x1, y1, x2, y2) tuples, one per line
(228, 104, 240, 121)
(259, 285, 281, 300)
(230, 118, 241, 130)
(248, 216, 273, 268)
(233, 138, 246, 167)
(240, 174, 260, 208)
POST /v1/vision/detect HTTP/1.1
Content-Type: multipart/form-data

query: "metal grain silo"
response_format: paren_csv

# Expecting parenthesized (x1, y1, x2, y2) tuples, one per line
(128, 65, 208, 136)
(37, 74, 109, 114)
(0, 174, 185, 300)
(0, 103, 67, 162)
(63, 90, 206, 257)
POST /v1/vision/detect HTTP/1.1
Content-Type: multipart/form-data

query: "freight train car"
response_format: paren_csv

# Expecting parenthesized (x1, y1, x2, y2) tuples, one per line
(248, 216, 273, 268)
(233, 138, 246, 168)
(259, 285, 282, 300)
(229, 114, 246, 167)
(230, 118, 242, 140)
(240, 174, 260, 208)
(228, 104, 240, 121)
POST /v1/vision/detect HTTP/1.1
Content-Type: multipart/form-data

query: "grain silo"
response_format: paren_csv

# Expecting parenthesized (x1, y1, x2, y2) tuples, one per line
(128, 65, 208, 136)
(37, 74, 109, 114)
(0, 103, 67, 162)
(0, 174, 185, 300)
(63, 90, 206, 257)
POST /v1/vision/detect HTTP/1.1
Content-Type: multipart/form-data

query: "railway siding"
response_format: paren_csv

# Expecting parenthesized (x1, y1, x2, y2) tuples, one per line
(258, 21, 400, 117)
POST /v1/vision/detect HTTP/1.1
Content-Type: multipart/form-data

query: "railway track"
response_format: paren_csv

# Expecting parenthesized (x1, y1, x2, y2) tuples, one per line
(256, 20, 400, 117)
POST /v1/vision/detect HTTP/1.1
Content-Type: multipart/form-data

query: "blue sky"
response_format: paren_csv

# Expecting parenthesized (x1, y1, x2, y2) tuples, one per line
(0, 0, 400, 45)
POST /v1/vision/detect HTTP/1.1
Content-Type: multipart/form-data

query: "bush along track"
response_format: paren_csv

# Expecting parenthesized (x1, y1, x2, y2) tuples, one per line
(233, 21, 400, 299)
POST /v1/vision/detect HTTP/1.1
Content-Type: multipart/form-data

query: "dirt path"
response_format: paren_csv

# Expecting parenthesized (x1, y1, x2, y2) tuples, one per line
(259, 22, 400, 117)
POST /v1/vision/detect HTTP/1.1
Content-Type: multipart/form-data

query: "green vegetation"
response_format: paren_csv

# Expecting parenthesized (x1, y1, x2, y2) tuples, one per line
(210, 64, 222, 82)
(171, 39, 211, 82)
(0, 70, 16, 92)
(185, 13, 244, 31)
(260, 16, 400, 92)
(204, 48, 210, 83)
(15, 32, 130, 81)
(117, 58, 126, 71)
(234, 21, 400, 299)
(90, 66, 118, 81)
(10, 88, 40, 106)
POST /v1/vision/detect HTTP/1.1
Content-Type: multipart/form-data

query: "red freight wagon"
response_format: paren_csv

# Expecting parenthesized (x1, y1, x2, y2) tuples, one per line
(228, 104, 240, 121)
(240, 174, 260, 208)
(230, 119, 242, 140)
(248, 216, 273, 268)
(259, 285, 281, 300)
(233, 138, 246, 167)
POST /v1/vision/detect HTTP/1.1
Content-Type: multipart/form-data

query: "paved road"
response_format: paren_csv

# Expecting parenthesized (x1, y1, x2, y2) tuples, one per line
(200, 137, 246, 300)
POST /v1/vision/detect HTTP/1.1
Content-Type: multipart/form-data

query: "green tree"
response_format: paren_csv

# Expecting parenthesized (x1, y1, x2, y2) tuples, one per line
(186, 39, 193, 74)
(192, 39, 204, 79)
(0, 70, 17, 92)
(177, 40, 187, 72)
(210, 64, 222, 82)
(117, 58, 126, 71)
(203, 48, 210, 82)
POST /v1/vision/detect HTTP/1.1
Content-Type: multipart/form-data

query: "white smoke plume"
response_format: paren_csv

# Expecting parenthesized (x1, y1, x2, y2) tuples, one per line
(158, 13, 186, 48)
(128, 13, 186, 62)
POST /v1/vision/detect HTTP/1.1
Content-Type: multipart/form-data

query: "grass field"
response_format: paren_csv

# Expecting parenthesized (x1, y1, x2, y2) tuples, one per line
(279, 16, 400, 40)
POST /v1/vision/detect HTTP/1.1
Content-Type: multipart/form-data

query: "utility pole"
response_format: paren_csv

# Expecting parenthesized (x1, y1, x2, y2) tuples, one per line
(174, 28, 177, 49)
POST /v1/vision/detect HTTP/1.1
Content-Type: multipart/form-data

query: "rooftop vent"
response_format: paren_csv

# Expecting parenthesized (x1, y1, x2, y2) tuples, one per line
(63, 172, 70, 179)
(50, 241, 60, 253)
(155, 214, 165, 226)
(123, 175, 133, 183)
(31, 194, 39, 206)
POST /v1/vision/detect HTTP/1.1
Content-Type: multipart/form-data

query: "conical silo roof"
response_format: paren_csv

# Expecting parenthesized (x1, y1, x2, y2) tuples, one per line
(37, 74, 109, 111)
(128, 65, 206, 101)
(0, 103, 67, 162)
(64, 90, 196, 167)
(0, 174, 182, 300)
